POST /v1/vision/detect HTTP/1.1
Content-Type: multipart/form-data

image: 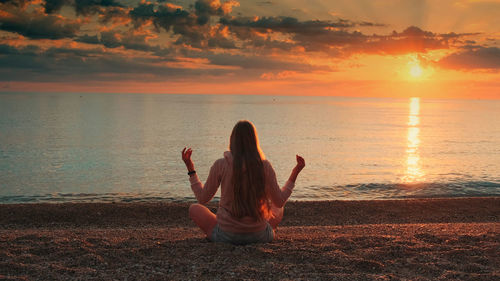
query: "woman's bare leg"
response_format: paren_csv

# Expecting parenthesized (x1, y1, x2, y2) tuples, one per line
(268, 203, 284, 229)
(189, 203, 217, 238)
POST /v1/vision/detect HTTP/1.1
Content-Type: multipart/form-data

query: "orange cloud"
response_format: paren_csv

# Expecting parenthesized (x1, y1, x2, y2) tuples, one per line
(260, 70, 298, 80)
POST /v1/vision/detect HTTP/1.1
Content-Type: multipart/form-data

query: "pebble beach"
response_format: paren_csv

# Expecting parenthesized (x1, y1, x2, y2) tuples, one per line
(1, 198, 499, 280)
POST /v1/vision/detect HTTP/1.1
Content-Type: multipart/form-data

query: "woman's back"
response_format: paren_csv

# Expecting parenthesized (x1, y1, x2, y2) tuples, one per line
(183, 120, 305, 244)
(192, 151, 294, 233)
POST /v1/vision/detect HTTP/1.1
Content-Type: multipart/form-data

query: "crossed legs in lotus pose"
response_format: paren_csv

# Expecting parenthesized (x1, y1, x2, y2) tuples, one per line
(189, 203, 284, 238)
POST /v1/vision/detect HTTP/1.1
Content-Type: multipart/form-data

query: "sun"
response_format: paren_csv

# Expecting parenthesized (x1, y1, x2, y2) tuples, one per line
(409, 63, 423, 78)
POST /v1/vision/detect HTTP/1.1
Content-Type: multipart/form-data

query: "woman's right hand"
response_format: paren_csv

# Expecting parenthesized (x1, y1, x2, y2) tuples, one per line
(182, 147, 195, 172)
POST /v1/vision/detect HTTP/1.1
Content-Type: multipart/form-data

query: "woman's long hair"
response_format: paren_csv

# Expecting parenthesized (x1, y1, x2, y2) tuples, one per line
(230, 120, 270, 220)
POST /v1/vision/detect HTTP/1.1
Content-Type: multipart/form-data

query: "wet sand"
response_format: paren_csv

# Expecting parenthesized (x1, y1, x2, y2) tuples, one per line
(1, 197, 499, 280)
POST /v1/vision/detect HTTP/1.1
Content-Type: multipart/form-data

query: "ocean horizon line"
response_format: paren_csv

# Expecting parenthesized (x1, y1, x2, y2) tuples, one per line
(1, 91, 499, 101)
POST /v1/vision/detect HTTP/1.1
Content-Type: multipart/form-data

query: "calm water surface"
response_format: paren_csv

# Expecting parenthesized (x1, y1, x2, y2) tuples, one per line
(0, 92, 499, 203)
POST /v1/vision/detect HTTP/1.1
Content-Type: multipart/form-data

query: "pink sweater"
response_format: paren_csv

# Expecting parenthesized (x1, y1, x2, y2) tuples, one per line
(189, 151, 295, 233)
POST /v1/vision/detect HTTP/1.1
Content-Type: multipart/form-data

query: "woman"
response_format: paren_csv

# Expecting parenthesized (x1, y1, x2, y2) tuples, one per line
(181, 120, 305, 245)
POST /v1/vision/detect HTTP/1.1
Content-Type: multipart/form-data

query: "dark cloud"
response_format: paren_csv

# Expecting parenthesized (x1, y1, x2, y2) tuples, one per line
(220, 16, 358, 34)
(358, 21, 384, 27)
(0, 39, 329, 84)
(76, 30, 165, 53)
(44, 0, 123, 15)
(129, 2, 239, 49)
(0, 8, 81, 39)
(437, 46, 500, 70)
(130, 0, 237, 29)
(344, 27, 444, 55)
(43, 0, 68, 14)
(204, 52, 332, 72)
(44, 45, 103, 58)
(130, 3, 193, 31)
(324, 26, 445, 54)
(396, 25, 434, 37)
(0, 44, 85, 72)
(171, 23, 239, 49)
(99, 6, 130, 24)
(293, 29, 366, 52)
(0, 43, 232, 82)
(76, 34, 100, 44)
(215, 17, 467, 55)
(219, 16, 388, 52)
(75, 0, 123, 15)
(239, 35, 295, 51)
(206, 25, 237, 49)
(0, 43, 40, 56)
(0, 0, 29, 7)
(341, 26, 474, 56)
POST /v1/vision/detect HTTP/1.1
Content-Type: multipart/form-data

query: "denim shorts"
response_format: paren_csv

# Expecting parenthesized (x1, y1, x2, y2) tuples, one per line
(210, 223, 274, 245)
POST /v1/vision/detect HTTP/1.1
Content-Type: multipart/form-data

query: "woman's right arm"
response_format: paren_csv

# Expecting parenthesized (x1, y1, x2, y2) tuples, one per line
(266, 155, 305, 207)
(182, 147, 222, 204)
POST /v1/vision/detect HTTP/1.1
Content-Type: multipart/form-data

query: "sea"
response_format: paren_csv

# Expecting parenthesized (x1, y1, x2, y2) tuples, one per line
(1, 92, 499, 203)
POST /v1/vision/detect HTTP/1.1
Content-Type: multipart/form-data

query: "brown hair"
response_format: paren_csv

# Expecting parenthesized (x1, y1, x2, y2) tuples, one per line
(230, 120, 270, 220)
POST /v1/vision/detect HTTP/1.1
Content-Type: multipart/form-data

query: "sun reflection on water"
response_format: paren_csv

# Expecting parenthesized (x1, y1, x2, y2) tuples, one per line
(403, 97, 424, 183)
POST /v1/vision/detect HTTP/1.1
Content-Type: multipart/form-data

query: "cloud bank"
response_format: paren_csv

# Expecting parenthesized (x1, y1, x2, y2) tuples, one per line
(0, 0, 498, 92)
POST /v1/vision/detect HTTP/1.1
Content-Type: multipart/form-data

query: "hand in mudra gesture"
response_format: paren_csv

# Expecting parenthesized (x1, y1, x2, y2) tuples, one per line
(295, 155, 305, 173)
(288, 155, 305, 183)
(181, 147, 195, 172)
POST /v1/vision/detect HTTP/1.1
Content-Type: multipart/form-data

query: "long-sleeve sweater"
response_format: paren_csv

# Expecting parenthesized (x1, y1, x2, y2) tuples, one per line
(189, 151, 295, 233)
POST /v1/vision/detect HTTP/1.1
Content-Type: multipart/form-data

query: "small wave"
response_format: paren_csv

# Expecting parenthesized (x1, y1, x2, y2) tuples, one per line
(303, 181, 500, 200)
(0, 192, 224, 204)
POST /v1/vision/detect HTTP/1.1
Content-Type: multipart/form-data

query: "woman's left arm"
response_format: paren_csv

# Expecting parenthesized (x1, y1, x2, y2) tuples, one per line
(266, 155, 305, 207)
(288, 155, 305, 183)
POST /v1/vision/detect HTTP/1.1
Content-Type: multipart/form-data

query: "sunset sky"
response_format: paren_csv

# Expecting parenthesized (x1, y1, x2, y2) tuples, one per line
(1, 0, 499, 98)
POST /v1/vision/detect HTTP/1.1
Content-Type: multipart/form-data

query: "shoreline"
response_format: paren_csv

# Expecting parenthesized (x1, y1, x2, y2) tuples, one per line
(1, 197, 498, 228)
(1, 191, 499, 205)
(1, 197, 499, 280)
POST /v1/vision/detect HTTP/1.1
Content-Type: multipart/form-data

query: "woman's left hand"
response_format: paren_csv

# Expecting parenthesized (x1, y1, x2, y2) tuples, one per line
(288, 155, 305, 184)
(294, 155, 305, 174)
(182, 147, 195, 172)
